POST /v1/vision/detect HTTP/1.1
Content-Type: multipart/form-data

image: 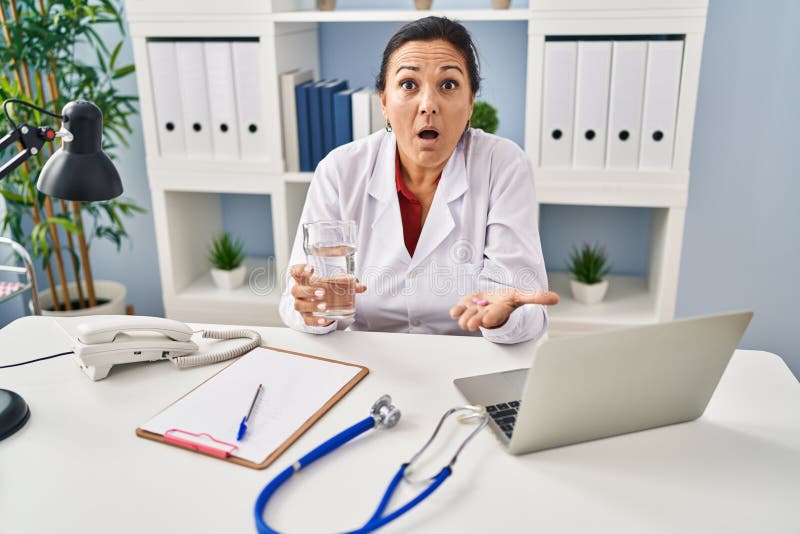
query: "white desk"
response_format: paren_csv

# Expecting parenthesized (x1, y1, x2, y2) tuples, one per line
(1, 316, 798, 534)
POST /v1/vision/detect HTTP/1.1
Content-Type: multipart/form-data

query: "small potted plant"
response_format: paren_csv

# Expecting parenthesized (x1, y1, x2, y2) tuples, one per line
(208, 232, 246, 290)
(317, 0, 336, 10)
(492, 0, 511, 9)
(470, 101, 500, 134)
(414, 0, 433, 9)
(567, 242, 611, 305)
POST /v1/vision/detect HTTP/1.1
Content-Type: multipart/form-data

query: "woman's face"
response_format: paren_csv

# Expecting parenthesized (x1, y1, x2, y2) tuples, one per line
(381, 39, 475, 172)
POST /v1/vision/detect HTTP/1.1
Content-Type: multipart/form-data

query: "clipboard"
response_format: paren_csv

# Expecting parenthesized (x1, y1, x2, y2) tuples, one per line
(136, 345, 368, 470)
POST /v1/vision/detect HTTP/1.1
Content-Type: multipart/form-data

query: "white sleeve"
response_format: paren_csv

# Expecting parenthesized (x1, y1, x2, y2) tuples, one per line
(478, 148, 550, 345)
(278, 159, 341, 334)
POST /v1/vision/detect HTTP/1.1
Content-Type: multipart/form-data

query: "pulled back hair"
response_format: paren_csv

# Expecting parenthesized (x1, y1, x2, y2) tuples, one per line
(375, 16, 481, 95)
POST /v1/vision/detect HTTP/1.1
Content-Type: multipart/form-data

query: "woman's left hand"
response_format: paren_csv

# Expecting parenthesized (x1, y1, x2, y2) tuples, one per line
(450, 289, 560, 331)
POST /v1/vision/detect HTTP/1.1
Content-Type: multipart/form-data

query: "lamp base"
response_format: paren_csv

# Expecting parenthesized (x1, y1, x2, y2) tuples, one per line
(0, 389, 30, 441)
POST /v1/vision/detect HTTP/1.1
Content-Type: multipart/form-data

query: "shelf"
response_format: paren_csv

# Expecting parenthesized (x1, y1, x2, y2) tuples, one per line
(535, 180, 688, 208)
(167, 257, 283, 326)
(284, 172, 314, 183)
(147, 169, 286, 195)
(546, 272, 658, 334)
(535, 167, 688, 183)
(128, 1, 707, 335)
(530, 0, 707, 14)
(271, 9, 531, 22)
(146, 157, 279, 176)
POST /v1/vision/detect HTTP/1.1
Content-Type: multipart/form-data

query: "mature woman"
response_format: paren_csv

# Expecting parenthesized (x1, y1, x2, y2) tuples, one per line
(280, 16, 559, 344)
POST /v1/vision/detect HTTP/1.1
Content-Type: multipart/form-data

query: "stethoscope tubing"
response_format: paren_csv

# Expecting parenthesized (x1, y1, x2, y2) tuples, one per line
(254, 416, 376, 534)
(349, 464, 452, 534)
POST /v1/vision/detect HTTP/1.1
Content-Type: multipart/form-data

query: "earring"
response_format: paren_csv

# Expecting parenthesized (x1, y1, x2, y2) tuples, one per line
(385, 120, 392, 133)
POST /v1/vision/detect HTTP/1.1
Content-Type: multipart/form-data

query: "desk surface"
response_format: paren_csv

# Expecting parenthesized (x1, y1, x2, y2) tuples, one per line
(1, 316, 798, 534)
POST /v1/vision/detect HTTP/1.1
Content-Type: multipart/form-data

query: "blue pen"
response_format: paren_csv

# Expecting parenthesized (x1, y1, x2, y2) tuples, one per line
(237, 383, 263, 441)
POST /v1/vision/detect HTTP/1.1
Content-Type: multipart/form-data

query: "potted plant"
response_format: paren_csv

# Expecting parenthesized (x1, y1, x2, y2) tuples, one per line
(0, 0, 144, 315)
(317, 0, 336, 11)
(492, 0, 512, 9)
(567, 243, 611, 305)
(208, 232, 247, 290)
(414, 0, 433, 9)
(470, 100, 499, 134)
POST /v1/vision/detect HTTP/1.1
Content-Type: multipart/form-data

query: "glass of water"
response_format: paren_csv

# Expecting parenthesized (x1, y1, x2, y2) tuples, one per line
(302, 220, 357, 319)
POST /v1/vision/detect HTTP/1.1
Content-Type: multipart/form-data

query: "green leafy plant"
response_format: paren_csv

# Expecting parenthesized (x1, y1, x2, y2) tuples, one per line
(208, 233, 245, 271)
(567, 242, 611, 285)
(0, 0, 143, 311)
(470, 100, 499, 134)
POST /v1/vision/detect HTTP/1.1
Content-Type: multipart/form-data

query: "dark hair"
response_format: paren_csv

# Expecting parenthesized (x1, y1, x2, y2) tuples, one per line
(375, 16, 481, 95)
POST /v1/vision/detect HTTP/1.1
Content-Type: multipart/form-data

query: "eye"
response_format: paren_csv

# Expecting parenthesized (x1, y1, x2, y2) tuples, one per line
(400, 79, 416, 90)
(442, 79, 458, 90)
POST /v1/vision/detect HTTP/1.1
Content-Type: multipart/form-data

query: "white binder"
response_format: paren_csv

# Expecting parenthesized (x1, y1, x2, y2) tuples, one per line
(175, 41, 213, 158)
(639, 40, 684, 170)
(606, 41, 648, 169)
(370, 91, 384, 134)
(232, 41, 268, 160)
(147, 41, 185, 157)
(203, 42, 240, 160)
(540, 41, 578, 167)
(573, 41, 611, 168)
(351, 88, 372, 140)
(280, 69, 314, 172)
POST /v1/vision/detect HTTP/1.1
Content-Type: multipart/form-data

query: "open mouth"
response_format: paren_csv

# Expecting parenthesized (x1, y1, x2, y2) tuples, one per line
(418, 129, 439, 140)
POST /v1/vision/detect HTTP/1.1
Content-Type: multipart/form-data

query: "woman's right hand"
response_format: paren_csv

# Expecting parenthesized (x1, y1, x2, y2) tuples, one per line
(290, 264, 367, 327)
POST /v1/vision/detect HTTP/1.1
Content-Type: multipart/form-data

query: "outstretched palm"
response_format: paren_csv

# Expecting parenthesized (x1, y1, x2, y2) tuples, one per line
(450, 289, 560, 331)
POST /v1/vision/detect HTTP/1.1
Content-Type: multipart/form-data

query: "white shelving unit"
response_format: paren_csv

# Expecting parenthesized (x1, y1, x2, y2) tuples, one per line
(126, 0, 708, 333)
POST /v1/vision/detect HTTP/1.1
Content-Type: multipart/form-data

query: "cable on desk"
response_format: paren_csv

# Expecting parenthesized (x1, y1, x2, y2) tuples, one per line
(0, 351, 73, 369)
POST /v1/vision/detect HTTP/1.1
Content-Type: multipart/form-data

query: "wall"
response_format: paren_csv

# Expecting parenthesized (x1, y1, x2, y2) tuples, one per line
(675, 0, 800, 377)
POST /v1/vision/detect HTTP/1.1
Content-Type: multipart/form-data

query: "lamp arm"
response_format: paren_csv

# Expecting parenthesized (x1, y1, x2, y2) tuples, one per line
(0, 123, 57, 180)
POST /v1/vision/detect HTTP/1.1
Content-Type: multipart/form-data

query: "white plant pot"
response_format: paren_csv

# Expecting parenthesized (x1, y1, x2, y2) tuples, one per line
(570, 279, 609, 305)
(211, 265, 247, 290)
(33, 280, 127, 316)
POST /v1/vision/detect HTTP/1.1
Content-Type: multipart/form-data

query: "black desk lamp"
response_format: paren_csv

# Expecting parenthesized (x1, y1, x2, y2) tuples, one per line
(0, 99, 123, 200)
(0, 98, 123, 441)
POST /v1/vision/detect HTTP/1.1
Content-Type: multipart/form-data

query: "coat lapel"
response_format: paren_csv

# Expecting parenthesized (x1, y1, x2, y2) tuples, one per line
(367, 134, 406, 255)
(408, 140, 468, 272)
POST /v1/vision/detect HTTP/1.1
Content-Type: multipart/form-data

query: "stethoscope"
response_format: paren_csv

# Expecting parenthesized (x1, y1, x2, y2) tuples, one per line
(254, 395, 489, 534)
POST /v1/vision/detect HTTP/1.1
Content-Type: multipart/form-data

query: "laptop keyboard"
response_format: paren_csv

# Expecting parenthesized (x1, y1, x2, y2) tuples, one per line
(485, 400, 521, 439)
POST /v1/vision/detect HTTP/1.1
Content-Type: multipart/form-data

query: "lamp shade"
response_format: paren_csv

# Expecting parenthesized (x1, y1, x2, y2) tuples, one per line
(36, 100, 123, 201)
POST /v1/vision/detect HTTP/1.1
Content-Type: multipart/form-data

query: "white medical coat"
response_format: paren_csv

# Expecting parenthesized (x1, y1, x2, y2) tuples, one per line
(279, 128, 550, 344)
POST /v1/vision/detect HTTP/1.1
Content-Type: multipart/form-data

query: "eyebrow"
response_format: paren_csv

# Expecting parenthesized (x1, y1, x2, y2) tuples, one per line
(395, 65, 465, 75)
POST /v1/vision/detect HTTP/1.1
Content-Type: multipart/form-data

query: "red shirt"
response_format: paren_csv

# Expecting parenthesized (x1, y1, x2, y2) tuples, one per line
(395, 153, 441, 257)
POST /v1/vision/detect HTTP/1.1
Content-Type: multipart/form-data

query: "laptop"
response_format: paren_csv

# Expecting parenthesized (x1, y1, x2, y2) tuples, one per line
(454, 311, 753, 454)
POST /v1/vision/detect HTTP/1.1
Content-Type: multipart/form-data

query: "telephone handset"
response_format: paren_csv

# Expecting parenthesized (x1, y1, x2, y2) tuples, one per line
(55, 315, 261, 381)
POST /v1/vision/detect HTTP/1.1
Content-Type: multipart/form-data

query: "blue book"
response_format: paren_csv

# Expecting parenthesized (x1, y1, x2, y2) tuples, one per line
(321, 79, 348, 156)
(333, 87, 359, 149)
(308, 80, 330, 169)
(295, 81, 314, 172)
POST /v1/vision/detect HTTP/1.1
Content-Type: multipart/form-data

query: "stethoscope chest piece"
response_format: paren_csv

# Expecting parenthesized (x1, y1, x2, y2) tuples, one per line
(370, 395, 401, 429)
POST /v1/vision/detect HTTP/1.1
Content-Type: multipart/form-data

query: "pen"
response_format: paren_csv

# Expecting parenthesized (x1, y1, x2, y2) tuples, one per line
(237, 383, 263, 441)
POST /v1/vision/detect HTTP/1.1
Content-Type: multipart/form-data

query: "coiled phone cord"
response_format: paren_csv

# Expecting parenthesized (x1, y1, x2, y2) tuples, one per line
(171, 329, 261, 368)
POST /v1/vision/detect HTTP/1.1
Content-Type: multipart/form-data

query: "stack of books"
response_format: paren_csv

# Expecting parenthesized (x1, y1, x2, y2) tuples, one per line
(280, 70, 385, 172)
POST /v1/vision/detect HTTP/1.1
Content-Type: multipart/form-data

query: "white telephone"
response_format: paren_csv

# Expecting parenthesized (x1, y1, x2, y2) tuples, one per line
(55, 315, 261, 381)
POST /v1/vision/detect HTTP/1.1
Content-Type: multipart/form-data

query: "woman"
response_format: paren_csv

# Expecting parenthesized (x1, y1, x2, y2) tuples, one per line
(280, 16, 559, 344)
